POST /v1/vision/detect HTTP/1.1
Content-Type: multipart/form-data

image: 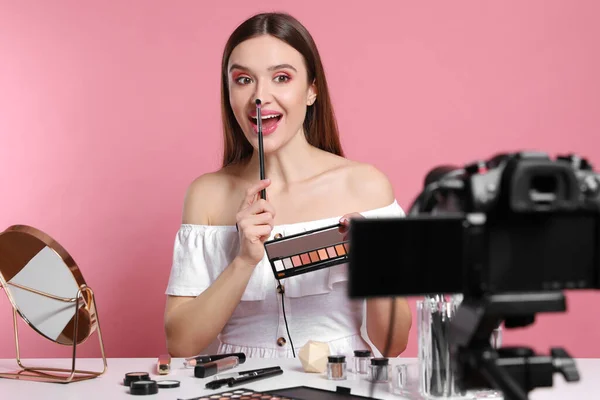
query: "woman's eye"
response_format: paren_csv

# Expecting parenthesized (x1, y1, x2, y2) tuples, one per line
(274, 75, 290, 83)
(235, 77, 252, 85)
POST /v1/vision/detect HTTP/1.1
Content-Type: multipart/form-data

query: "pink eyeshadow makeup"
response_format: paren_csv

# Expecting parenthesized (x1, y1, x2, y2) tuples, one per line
(300, 253, 310, 264)
(326, 247, 336, 258)
(264, 223, 350, 279)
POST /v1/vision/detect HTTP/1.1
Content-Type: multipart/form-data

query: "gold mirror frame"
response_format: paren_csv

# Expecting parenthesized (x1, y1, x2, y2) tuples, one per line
(0, 225, 107, 383)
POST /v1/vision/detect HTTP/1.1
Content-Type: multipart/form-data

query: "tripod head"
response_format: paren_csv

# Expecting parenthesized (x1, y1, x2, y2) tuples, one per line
(347, 151, 600, 399)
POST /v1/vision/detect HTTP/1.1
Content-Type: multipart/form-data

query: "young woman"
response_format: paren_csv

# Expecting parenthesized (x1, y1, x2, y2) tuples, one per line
(163, 12, 412, 358)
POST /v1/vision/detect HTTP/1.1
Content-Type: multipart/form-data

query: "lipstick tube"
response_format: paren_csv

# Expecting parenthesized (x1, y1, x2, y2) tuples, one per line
(157, 353, 171, 375)
(194, 356, 240, 378)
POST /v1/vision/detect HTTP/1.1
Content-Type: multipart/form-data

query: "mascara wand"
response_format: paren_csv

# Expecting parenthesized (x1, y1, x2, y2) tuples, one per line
(256, 99, 266, 200)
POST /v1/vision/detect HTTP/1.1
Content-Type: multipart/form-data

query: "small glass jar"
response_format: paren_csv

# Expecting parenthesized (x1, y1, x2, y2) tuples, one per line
(353, 350, 371, 374)
(327, 355, 347, 380)
(390, 361, 420, 396)
(368, 357, 390, 383)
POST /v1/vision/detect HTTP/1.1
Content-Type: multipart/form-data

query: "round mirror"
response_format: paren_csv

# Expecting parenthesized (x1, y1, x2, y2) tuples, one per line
(0, 225, 97, 345)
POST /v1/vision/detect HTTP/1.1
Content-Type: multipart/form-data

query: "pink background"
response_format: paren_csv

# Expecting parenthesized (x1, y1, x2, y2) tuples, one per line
(1, 0, 599, 359)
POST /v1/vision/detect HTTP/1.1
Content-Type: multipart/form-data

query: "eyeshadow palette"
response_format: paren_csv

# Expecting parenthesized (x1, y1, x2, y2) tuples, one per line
(179, 388, 293, 399)
(263, 224, 349, 279)
(265, 386, 374, 399)
(182, 386, 373, 399)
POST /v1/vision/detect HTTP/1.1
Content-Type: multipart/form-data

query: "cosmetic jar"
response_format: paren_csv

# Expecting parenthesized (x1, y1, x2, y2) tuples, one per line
(129, 380, 158, 395)
(390, 361, 420, 396)
(368, 357, 390, 383)
(123, 371, 150, 386)
(327, 355, 347, 380)
(353, 350, 371, 374)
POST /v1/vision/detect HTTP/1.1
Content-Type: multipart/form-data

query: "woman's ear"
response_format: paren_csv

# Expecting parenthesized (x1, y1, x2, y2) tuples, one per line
(307, 80, 317, 106)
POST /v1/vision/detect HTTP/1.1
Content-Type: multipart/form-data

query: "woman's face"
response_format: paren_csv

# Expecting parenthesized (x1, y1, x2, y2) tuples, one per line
(227, 35, 316, 154)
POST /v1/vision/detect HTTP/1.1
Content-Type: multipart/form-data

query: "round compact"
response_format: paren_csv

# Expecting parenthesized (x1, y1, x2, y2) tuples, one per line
(156, 380, 180, 389)
(124, 372, 150, 386)
(130, 380, 158, 395)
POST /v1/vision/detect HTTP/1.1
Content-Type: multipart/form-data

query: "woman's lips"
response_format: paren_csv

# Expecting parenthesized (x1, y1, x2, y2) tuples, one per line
(248, 111, 282, 135)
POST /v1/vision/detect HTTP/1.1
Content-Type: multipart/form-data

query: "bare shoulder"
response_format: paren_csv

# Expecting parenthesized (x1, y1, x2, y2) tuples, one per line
(181, 168, 237, 225)
(341, 160, 396, 209)
(313, 150, 395, 211)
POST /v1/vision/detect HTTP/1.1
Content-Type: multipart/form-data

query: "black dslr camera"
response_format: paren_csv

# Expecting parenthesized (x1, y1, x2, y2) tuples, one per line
(347, 151, 600, 400)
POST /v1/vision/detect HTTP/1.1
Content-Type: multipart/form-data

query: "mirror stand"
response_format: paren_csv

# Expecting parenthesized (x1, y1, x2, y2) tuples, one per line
(0, 284, 107, 383)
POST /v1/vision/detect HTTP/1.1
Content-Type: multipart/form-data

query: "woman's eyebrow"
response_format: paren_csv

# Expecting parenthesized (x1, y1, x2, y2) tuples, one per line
(267, 63, 297, 72)
(229, 63, 297, 73)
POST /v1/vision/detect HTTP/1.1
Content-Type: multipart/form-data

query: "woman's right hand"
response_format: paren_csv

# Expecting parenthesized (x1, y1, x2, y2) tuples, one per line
(235, 179, 276, 267)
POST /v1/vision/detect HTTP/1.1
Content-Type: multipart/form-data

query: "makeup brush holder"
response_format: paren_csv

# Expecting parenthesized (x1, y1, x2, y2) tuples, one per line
(417, 295, 503, 399)
(417, 295, 469, 399)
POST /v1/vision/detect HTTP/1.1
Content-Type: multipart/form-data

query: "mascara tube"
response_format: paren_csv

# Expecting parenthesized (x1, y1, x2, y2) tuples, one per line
(194, 356, 240, 378)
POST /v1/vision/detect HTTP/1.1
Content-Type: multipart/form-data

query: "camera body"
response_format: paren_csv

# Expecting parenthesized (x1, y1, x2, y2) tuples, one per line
(348, 151, 600, 300)
(347, 151, 600, 399)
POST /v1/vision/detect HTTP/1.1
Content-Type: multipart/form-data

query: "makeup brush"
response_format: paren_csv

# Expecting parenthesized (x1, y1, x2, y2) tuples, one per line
(256, 99, 266, 200)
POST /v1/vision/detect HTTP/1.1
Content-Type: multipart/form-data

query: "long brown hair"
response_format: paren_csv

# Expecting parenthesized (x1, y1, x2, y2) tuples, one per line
(220, 12, 344, 168)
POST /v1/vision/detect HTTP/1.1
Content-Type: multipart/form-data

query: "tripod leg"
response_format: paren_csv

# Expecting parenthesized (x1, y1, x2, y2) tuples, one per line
(479, 353, 528, 400)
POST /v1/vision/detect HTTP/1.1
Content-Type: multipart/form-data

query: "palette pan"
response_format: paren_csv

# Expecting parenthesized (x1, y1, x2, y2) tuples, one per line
(263, 224, 349, 280)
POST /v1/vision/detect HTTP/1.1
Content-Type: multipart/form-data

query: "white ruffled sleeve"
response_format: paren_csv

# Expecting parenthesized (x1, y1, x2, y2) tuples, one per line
(360, 199, 405, 219)
(165, 224, 270, 301)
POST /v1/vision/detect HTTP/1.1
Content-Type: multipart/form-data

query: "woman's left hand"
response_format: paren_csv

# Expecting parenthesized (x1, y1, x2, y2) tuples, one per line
(339, 212, 363, 245)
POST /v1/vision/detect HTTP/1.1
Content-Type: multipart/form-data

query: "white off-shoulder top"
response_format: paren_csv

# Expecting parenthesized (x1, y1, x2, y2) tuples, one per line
(165, 200, 405, 358)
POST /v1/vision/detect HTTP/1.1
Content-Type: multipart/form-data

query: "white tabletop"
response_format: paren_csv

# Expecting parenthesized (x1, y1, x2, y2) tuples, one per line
(0, 357, 597, 399)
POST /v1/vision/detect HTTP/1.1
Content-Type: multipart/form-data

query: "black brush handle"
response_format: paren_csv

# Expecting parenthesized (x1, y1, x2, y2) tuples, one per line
(228, 368, 283, 387)
(256, 99, 266, 200)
